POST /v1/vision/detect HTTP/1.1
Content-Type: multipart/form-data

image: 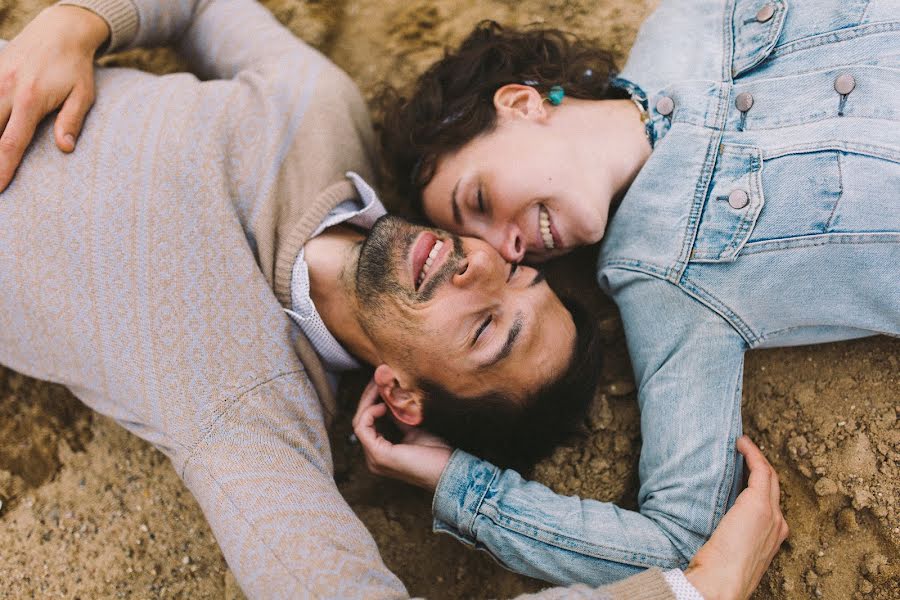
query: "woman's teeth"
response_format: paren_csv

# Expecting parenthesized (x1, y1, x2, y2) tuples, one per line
(417, 239, 444, 287)
(539, 205, 555, 250)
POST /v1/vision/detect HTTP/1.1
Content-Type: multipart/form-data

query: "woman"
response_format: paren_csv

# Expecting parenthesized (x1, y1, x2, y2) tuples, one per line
(361, 0, 900, 591)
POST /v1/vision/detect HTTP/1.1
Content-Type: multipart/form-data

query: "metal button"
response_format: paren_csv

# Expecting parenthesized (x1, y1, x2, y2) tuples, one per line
(735, 92, 754, 112)
(656, 96, 675, 116)
(834, 74, 856, 95)
(728, 189, 750, 209)
(756, 3, 776, 23)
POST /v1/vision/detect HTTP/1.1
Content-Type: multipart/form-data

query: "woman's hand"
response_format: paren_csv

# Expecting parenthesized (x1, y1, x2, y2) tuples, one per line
(684, 435, 790, 600)
(352, 379, 453, 490)
(0, 5, 109, 192)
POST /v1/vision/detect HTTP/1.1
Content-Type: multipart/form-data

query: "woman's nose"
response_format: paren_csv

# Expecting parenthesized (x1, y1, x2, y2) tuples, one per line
(492, 225, 525, 264)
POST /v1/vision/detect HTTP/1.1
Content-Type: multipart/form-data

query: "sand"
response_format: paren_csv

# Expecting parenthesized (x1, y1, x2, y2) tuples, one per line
(0, 1, 897, 598)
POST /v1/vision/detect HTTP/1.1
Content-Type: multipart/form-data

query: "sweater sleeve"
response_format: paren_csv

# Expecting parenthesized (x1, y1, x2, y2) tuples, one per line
(515, 568, 677, 600)
(57, 0, 309, 81)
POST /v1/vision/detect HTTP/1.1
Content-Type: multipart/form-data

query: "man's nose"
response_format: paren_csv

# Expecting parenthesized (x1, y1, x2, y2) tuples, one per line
(451, 248, 494, 288)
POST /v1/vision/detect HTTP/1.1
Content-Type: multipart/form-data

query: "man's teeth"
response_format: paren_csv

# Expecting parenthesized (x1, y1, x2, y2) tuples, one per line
(417, 240, 444, 287)
(539, 205, 555, 250)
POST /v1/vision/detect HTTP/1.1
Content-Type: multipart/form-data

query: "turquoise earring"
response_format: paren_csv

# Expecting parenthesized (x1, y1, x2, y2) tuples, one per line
(548, 85, 565, 106)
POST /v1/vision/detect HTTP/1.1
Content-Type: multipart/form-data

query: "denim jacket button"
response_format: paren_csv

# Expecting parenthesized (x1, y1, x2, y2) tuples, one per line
(756, 3, 776, 23)
(656, 96, 675, 116)
(728, 189, 750, 209)
(834, 74, 856, 95)
(735, 92, 754, 112)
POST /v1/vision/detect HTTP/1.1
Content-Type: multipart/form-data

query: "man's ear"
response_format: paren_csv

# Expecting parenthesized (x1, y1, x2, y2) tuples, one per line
(493, 84, 548, 122)
(373, 364, 424, 427)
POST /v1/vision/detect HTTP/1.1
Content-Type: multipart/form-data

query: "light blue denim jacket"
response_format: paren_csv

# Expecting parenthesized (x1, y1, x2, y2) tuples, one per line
(431, 0, 900, 587)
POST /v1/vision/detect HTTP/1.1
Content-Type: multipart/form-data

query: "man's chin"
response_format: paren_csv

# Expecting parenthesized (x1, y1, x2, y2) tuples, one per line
(356, 215, 419, 302)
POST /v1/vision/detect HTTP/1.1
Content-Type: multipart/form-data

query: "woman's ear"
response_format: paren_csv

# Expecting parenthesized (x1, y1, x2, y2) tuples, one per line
(493, 84, 548, 122)
(373, 364, 424, 426)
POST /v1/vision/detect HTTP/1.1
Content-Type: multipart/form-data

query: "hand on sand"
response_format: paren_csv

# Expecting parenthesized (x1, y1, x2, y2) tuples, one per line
(0, 5, 108, 192)
(352, 379, 452, 491)
(685, 435, 790, 600)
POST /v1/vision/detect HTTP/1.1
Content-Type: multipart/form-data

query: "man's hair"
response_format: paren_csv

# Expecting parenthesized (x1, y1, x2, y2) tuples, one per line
(417, 298, 602, 470)
(379, 21, 628, 214)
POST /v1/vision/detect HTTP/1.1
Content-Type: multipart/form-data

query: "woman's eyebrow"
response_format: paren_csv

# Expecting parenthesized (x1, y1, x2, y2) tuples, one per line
(451, 178, 463, 225)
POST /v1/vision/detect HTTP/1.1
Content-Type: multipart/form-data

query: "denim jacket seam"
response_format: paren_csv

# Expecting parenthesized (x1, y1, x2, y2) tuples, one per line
(762, 140, 900, 163)
(675, 118, 728, 280)
(600, 262, 758, 345)
(706, 358, 746, 536)
(741, 231, 900, 255)
(476, 500, 685, 568)
(676, 277, 759, 345)
(824, 152, 845, 231)
(467, 466, 500, 538)
(770, 20, 900, 60)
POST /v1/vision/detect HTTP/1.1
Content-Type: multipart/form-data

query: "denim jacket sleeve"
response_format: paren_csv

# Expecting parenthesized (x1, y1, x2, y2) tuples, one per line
(432, 271, 748, 586)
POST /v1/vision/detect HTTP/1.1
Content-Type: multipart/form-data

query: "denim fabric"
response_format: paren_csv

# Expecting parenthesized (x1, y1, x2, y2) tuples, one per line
(432, 0, 900, 587)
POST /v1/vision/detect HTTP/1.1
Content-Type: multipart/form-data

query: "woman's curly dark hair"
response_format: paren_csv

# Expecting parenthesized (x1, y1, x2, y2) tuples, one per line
(380, 20, 628, 214)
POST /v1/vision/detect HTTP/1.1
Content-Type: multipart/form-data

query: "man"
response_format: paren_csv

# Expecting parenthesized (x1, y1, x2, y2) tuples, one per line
(0, 2, 786, 599)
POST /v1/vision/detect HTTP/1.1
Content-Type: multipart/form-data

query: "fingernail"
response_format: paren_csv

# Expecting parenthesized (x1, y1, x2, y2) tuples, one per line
(64, 134, 75, 148)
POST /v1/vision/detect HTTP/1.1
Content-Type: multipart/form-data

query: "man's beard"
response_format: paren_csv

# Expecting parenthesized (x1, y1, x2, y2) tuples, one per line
(356, 215, 464, 311)
(356, 215, 416, 311)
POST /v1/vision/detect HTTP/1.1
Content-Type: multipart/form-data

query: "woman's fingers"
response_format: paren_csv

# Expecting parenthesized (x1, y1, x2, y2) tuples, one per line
(54, 82, 94, 152)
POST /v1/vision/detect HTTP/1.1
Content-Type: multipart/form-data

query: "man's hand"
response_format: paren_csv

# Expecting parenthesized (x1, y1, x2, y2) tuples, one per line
(352, 379, 453, 490)
(0, 5, 109, 192)
(684, 435, 789, 600)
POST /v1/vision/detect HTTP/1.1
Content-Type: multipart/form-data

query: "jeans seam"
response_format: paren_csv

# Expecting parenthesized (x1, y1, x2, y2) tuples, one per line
(707, 356, 744, 537)
(468, 467, 499, 539)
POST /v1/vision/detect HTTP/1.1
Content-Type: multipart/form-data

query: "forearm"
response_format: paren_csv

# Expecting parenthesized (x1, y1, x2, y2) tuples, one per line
(57, 0, 316, 81)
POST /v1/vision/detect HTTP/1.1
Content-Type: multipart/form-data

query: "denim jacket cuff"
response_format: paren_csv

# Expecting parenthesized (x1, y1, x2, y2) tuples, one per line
(431, 449, 499, 541)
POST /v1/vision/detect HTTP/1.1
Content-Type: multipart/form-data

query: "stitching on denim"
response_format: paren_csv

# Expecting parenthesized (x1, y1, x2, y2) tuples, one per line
(740, 232, 900, 254)
(724, 0, 737, 81)
(469, 466, 500, 539)
(825, 152, 844, 231)
(740, 113, 900, 133)
(762, 140, 900, 163)
(860, 0, 873, 24)
(733, 0, 786, 76)
(477, 502, 686, 568)
(770, 21, 900, 59)
(676, 121, 726, 280)
(707, 361, 745, 537)
(677, 277, 759, 344)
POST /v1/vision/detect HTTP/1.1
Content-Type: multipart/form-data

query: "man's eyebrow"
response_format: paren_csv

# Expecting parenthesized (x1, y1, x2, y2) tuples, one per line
(479, 314, 523, 370)
(451, 179, 463, 226)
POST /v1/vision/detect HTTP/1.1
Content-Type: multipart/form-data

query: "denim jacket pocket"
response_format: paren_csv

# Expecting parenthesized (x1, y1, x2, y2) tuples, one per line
(731, 0, 787, 77)
(691, 144, 764, 262)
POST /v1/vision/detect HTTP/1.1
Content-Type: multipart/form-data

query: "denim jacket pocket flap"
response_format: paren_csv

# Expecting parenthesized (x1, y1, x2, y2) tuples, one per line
(691, 144, 763, 263)
(731, 0, 787, 77)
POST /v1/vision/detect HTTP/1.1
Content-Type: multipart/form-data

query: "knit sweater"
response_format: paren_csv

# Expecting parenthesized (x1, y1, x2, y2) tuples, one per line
(0, 1, 677, 598)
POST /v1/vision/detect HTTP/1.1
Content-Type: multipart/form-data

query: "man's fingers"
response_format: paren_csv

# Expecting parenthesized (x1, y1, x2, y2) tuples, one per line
(54, 84, 93, 152)
(0, 99, 42, 192)
(353, 402, 389, 450)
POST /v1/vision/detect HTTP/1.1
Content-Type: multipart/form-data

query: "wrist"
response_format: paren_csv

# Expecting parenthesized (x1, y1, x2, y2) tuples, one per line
(48, 5, 111, 55)
(684, 565, 717, 600)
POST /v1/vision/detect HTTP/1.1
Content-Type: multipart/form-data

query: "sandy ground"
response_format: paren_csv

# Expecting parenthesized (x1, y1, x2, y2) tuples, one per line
(0, 1, 897, 598)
